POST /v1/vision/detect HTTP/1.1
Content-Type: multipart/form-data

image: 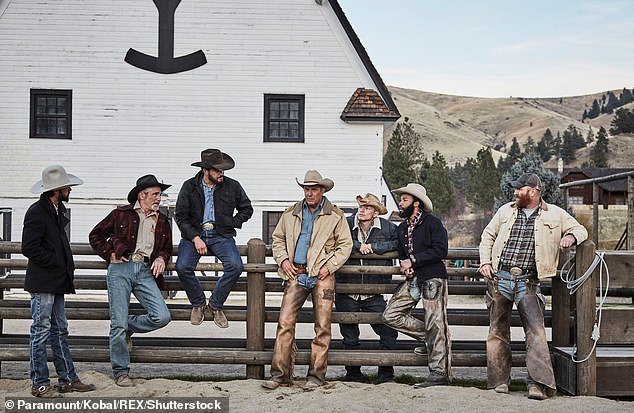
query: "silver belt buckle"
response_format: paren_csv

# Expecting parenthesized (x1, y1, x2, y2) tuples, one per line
(509, 266, 523, 276)
(202, 222, 215, 231)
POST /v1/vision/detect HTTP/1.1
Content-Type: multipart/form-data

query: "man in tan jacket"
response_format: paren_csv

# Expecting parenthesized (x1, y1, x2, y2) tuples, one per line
(479, 173, 588, 400)
(262, 170, 352, 390)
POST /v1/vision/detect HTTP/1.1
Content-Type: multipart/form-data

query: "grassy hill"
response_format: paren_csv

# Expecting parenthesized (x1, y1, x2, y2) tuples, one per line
(386, 86, 634, 167)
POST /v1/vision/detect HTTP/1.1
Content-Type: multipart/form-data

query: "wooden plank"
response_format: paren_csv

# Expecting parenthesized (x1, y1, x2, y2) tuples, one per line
(552, 275, 572, 346)
(598, 308, 634, 344)
(600, 252, 634, 289)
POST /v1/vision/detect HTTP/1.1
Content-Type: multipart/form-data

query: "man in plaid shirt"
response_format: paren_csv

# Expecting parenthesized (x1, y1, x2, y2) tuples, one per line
(479, 173, 588, 400)
(89, 175, 173, 388)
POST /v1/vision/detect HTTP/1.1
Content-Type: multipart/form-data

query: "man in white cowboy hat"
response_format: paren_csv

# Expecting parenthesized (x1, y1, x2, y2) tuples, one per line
(479, 173, 587, 400)
(89, 175, 173, 387)
(262, 170, 352, 390)
(175, 149, 253, 328)
(382, 183, 452, 388)
(335, 193, 398, 384)
(22, 165, 95, 397)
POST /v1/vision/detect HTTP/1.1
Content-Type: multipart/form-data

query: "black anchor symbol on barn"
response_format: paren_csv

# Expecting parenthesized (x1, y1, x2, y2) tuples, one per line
(125, 0, 207, 74)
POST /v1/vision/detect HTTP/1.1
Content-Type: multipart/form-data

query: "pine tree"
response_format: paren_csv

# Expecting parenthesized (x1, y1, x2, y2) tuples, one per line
(590, 126, 609, 167)
(468, 147, 501, 211)
(383, 117, 424, 189)
(500, 153, 564, 207)
(587, 99, 600, 119)
(420, 151, 455, 215)
(497, 137, 522, 175)
(536, 128, 554, 162)
(524, 136, 536, 153)
(609, 108, 634, 135)
(585, 126, 595, 144)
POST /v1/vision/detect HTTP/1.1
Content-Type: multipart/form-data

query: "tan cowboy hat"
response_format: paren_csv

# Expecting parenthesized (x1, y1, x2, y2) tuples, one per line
(127, 174, 171, 204)
(296, 170, 334, 192)
(30, 165, 84, 194)
(392, 183, 433, 213)
(191, 149, 235, 171)
(356, 193, 387, 215)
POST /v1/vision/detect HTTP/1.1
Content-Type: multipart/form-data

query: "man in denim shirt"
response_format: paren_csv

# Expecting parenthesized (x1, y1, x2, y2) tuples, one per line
(262, 170, 352, 390)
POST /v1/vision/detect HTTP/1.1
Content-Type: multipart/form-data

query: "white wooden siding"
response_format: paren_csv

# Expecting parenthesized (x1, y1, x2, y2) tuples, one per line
(0, 0, 394, 245)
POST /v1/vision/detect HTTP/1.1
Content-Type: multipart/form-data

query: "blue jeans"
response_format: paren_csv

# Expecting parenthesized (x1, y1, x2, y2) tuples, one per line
(175, 231, 243, 310)
(107, 261, 170, 378)
(494, 270, 531, 306)
(29, 293, 79, 387)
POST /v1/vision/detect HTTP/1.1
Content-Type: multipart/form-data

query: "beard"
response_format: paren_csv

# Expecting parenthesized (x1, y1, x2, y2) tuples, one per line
(515, 192, 531, 208)
(59, 190, 69, 203)
(398, 203, 415, 219)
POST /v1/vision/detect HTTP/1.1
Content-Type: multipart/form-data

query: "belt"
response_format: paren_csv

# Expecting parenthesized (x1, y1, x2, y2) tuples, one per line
(498, 265, 536, 277)
(125, 253, 150, 264)
(202, 222, 215, 231)
(293, 262, 308, 274)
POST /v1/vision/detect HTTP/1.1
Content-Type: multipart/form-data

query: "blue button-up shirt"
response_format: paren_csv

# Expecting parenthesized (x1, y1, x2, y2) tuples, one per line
(202, 182, 215, 224)
(293, 198, 324, 265)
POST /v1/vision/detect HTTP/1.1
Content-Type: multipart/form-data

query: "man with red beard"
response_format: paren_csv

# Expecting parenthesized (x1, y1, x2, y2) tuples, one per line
(479, 173, 587, 400)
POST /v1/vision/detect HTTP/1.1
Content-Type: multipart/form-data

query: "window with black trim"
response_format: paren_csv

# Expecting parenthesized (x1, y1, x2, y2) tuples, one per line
(30, 89, 72, 139)
(262, 211, 283, 245)
(264, 94, 304, 142)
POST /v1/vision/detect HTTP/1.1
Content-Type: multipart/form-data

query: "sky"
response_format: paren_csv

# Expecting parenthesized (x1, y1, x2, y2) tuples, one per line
(338, 0, 634, 98)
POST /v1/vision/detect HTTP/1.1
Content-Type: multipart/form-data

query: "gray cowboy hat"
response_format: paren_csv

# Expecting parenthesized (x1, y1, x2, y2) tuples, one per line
(392, 183, 433, 213)
(356, 193, 388, 215)
(127, 174, 171, 204)
(191, 149, 235, 171)
(30, 165, 84, 194)
(296, 170, 334, 192)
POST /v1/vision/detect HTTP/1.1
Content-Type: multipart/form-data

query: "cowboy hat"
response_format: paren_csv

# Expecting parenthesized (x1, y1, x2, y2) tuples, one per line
(30, 165, 83, 194)
(127, 175, 171, 204)
(191, 149, 235, 171)
(392, 183, 433, 213)
(356, 193, 387, 215)
(296, 170, 334, 192)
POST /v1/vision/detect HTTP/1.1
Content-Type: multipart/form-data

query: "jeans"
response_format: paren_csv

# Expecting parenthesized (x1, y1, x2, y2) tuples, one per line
(493, 270, 531, 306)
(175, 231, 243, 310)
(335, 293, 397, 380)
(29, 293, 79, 387)
(107, 261, 171, 378)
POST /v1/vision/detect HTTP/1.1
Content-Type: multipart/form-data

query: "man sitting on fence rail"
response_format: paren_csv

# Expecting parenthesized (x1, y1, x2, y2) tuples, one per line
(335, 193, 398, 384)
(175, 149, 253, 328)
(383, 183, 452, 388)
(89, 175, 173, 388)
(22, 165, 96, 398)
(262, 170, 352, 390)
(479, 173, 588, 400)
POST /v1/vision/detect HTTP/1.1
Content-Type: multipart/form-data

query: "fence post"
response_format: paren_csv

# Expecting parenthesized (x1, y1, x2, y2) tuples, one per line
(246, 238, 266, 379)
(575, 240, 597, 396)
(551, 271, 571, 347)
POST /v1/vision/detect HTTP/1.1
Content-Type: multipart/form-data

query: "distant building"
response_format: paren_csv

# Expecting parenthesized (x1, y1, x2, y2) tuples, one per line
(559, 168, 631, 207)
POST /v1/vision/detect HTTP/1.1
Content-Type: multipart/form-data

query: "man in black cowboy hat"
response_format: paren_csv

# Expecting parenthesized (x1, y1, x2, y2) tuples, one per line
(89, 175, 172, 387)
(175, 149, 253, 328)
(22, 165, 96, 397)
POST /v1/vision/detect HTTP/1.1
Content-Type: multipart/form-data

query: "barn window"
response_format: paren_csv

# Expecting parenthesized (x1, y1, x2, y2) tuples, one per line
(264, 94, 304, 143)
(262, 211, 283, 245)
(30, 89, 72, 139)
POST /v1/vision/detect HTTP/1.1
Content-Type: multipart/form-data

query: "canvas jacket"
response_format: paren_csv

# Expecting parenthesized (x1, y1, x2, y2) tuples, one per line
(335, 215, 397, 285)
(89, 204, 172, 289)
(22, 195, 75, 294)
(479, 199, 588, 279)
(272, 197, 352, 280)
(175, 171, 253, 240)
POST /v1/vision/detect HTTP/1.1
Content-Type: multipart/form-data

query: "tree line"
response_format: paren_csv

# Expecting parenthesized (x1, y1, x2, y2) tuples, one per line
(582, 87, 634, 120)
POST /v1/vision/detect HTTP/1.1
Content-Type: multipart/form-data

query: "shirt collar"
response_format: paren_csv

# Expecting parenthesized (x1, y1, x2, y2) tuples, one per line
(134, 201, 157, 217)
(353, 214, 381, 231)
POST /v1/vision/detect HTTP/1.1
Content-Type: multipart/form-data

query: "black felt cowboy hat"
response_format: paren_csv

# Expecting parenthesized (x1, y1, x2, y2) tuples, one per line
(127, 175, 171, 204)
(191, 149, 235, 171)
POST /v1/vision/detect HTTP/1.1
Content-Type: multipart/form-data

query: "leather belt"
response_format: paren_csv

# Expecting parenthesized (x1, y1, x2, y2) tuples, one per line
(202, 222, 215, 231)
(499, 265, 536, 277)
(293, 262, 308, 274)
(126, 253, 150, 264)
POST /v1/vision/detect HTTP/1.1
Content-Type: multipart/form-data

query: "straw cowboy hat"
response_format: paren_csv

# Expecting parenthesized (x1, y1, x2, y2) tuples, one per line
(356, 193, 387, 215)
(30, 165, 84, 194)
(191, 149, 235, 171)
(392, 183, 433, 213)
(296, 170, 334, 192)
(127, 175, 171, 204)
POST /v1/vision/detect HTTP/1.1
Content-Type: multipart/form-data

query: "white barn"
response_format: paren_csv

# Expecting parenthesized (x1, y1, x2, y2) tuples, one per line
(0, 0, 400, 246)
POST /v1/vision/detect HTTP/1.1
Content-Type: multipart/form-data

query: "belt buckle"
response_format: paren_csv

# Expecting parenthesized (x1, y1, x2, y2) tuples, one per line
(202, 222, 215, 231)
(509, 266, 523, 276)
